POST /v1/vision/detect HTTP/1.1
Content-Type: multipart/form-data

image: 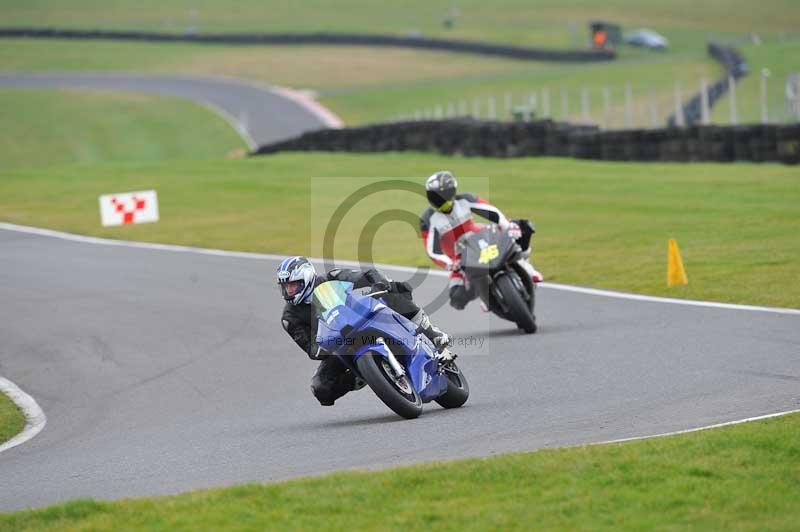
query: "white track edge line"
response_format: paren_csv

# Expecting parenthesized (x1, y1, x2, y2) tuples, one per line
(2, 221, 799, 316)
(537, 282, 800, 315)
(0, 376, 47, 454)
(592, 408, 800, 446)
(196, 101, 258, 151)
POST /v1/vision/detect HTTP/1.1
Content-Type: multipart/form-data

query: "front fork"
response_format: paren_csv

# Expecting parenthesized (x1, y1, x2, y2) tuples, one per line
(373, 338, 406, 377)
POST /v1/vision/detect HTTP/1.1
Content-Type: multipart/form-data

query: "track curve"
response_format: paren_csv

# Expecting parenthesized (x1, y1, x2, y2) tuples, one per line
(0, 226, 798, 510)
(0, 73, 340, 148)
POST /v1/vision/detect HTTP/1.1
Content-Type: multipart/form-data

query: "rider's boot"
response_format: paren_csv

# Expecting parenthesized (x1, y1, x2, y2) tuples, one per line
(517, 249, 543, 283)
(411, 309, 453, 359)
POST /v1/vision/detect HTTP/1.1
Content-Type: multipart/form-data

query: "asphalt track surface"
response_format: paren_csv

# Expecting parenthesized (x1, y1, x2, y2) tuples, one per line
(0, 73, 334, 148)
(1, 226, 798, 510)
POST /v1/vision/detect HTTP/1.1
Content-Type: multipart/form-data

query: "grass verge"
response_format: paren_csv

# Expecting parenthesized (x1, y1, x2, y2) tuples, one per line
(2, 412, 798, 530)
(3, 35, 797, 126)
(1, 0, 798, 45)
(1, 152, 798, 308)
(0, 390, 25, 446)
(0, 88, 245, 170)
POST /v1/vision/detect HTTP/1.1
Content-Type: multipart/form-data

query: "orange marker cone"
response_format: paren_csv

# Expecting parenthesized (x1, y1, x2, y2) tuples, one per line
(667, 239, 688, 287)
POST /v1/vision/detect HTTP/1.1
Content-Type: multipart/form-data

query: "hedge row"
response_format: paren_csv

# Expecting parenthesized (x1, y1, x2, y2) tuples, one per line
(0, 27, 615, 62)
(253, 119, 800, 164)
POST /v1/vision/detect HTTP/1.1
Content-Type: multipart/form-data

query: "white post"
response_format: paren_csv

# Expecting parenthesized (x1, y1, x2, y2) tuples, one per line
(700, 79, 710, 124)
(487, 95, 496, 120)
(561, 89, 569, 121)
(542, 87, 550, 117)
(674, 81, 685, 127)
(728, 76, 738, 125)
(649, 89, 658, 128)
(434, 105, 444, 119)
(581, 87, 590, 123)
(528, 93, 537, 121)
(603, 86, 612, 129)
(760, 69, 769, 123)
(458, 100, 467, 117)
(504, 92, 512, 119)
(446, 102, 455, 118)
(472, 98, 480, 119)
(625, 83, 633, 128)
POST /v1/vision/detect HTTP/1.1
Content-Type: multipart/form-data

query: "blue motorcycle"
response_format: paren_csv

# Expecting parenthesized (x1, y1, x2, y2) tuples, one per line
(313, 280, 469, 419)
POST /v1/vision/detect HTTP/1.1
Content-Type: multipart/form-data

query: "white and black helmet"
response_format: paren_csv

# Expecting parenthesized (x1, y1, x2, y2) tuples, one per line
(425, 171, 457, 212)
(276, 256, 317, 305)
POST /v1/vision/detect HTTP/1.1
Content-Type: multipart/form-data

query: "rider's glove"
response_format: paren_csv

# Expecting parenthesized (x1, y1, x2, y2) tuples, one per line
(507, 221, 522, 240)
(448, 257, 462, 272)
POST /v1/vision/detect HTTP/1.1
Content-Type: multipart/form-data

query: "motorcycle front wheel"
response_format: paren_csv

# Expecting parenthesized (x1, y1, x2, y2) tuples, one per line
(495, 273, 537, 334)
(356, 352, 423, 419)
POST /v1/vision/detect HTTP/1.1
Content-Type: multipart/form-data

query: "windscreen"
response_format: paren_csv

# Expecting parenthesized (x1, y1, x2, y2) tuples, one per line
(312, 280, 353, 321)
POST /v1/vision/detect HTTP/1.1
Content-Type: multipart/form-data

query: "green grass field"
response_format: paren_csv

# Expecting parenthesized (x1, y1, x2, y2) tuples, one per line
(3, 37, 798, 127)
(2, 412, 798, 530)
(0, 89, 245, 169)
(1, 1, 798, 126)
(1, 3, 798, 525)
(1, 153, 798, 308)
(0, 391, 25, 446)
(2, 0, 798, 46)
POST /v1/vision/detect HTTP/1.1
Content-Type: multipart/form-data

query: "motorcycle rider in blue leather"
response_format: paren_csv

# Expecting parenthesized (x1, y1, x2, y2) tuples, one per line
(277, 256, 452, 406)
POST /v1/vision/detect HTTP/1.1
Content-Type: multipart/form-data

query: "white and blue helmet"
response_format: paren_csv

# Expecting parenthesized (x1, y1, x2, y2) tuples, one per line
(277, 256, 317, 305)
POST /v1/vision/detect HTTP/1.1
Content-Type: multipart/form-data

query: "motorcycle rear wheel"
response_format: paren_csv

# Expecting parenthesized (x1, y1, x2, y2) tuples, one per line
(357, 352, 423, 419)
(495, 273, 537, 334)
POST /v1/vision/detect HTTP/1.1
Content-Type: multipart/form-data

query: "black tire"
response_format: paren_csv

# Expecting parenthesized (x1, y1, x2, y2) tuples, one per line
(356, 352, 423, 419)
(434, 361, 470, 409)
(495, 273, 537, 334)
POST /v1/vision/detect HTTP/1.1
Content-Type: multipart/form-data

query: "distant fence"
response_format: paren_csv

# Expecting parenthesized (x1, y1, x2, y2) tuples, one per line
(252, 119, 800, 164)
(0, 27, 616, 62)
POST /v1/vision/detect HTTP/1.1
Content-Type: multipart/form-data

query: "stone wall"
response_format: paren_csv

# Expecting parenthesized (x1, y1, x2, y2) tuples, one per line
(253, 119, 800, 164)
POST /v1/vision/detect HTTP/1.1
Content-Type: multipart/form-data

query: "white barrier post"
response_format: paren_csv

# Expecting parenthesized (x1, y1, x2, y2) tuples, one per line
(561, 89, 569, 121)
(728, 76, 738, 125)
(434, 105, 444, 119)
(700, 79, 710, 124)
(542, 87, 550, 117)
(446, 102, 455, 118)
(528, 93, 537, 121)
(625, 83, 633, 128)
(760, 68, 770, 123)
(603, 86, 612, 129)
(674, 81, 685, 127)
(581, 87, 590, 123)
(487, 95, 496, 120)
(649, 89, 658, 128)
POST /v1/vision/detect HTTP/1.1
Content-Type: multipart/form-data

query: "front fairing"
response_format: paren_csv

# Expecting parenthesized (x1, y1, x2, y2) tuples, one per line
(313, 281, 376, 352)
(459, 226, 518, 277)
